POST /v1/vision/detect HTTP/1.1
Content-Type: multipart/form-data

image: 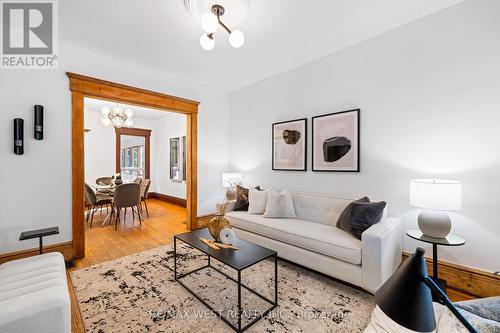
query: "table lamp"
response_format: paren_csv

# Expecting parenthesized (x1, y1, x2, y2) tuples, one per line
(409, 179, 462, 238)
(375, 247, 477, 333)
(222, 173, 242, 202)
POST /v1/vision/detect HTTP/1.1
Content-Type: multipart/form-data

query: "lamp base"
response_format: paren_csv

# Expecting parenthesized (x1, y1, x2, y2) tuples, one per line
(417, 211, 451, 238)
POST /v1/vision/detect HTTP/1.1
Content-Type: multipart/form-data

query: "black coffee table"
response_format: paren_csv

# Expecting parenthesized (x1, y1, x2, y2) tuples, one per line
(174, 228, 278, 332)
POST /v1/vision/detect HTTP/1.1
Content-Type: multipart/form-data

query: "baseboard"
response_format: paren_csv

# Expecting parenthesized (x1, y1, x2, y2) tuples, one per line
(196, 214, 215, 228)
(148, 192, 187, 207)
(402, 252, 500, 300)
(0, 241, 74, 265)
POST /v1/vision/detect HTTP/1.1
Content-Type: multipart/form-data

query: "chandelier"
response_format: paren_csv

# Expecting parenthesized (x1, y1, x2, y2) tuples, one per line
(100, 105, 133, 128)
(199, 4, 245, 51)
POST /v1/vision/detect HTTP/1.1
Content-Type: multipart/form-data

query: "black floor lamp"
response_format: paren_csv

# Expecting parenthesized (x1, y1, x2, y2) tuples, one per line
(375, 247, 478, 333)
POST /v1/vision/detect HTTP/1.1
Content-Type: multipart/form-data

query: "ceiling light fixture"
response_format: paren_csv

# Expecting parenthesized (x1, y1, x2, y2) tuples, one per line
(100, 105, 134, 128)
(200, 4, 245, 51)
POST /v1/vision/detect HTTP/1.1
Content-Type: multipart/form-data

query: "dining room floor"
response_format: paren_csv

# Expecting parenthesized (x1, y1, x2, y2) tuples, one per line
(75, 198, 188, 268)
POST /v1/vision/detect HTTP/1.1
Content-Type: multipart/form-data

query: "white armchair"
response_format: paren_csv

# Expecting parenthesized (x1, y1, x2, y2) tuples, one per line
(0, 252, 70, 333)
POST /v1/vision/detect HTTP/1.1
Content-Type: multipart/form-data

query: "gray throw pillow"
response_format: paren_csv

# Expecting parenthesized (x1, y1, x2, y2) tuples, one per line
(336, 197, 386, 240)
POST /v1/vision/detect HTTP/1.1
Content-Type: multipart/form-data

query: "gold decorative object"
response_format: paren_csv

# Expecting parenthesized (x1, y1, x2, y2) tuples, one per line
(207, 202, 230, 242)
(199, 237, 239, 250)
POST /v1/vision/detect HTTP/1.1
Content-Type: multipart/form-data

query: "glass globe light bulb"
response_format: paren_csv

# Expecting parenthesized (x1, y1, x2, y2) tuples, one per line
(100, 116, 111, 126)
(201, 12, 219, 33)
(229, 30, 245, 48)
(112, 117, 123, 128)
(200, 34, 215, 51)
(100, 106, 111, 116)
(124, 118, 133, 128)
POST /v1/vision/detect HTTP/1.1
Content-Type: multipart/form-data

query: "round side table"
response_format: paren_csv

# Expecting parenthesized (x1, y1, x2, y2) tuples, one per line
(406, 229, 465, 293)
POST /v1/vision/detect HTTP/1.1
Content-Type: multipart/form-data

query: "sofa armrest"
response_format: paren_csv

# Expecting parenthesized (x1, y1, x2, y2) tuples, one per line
(361, 216, 402, 294)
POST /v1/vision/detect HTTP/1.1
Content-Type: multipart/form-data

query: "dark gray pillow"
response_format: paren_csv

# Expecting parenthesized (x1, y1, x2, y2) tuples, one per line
(234, 185, 261, 211)
(336, 197, 386, 240)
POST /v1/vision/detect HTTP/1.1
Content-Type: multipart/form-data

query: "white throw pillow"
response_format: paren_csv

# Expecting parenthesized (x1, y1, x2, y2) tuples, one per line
(263, 189, 297, 218)
(248, 188, 268, 214)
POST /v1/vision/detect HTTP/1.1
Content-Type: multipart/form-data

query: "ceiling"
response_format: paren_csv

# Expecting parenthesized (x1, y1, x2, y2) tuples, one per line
(84, 97, 168, 120)
(61, 0, 464, 91)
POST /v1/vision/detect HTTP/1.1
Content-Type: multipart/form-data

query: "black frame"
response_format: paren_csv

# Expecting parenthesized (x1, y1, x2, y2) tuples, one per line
(312, 109, 360, 172)
(272, 118, 307, 171)
(174, 236, 278, 333)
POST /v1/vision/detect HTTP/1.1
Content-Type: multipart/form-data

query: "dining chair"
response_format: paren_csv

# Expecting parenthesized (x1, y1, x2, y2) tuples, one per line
(95, 176, 114, 195)
(140, 179, 151, 218)
(133, 178, 143, 184)
(112, 183, 142, 230)
(96, 177, 113, 186)
(84, 183, 112, 227)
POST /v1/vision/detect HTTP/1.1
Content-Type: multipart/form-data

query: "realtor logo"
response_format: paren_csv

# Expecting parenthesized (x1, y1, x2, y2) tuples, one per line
(1, 0, 58, 69)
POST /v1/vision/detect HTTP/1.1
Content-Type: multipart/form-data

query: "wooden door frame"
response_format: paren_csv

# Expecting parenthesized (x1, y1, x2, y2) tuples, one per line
(115, 127, 152, 179)
(68, 72, 199, 259)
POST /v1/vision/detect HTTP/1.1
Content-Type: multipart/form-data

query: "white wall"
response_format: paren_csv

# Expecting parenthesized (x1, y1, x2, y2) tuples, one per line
(84, 110, 115, 184)
(84, 109, 187, 199)
(85, 110, 156, 184)
(228, 0, 500, 272)
(0, 41, 229, 254)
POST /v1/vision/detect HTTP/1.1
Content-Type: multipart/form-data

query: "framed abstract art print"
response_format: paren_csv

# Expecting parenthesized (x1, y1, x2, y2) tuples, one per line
(272, 118, 307, 171)
(312, 109, 360, 172)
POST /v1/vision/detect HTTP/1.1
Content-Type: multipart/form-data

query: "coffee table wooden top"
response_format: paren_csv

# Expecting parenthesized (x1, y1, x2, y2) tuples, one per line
(175, 228, 276, 271)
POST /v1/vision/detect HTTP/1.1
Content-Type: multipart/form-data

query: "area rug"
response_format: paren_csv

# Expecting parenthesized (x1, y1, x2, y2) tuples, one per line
(70, 243, 374, 332)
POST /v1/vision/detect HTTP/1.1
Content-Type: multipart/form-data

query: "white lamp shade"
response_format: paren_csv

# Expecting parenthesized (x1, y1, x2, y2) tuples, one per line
(100, 116, 111, 127)
(124, 118, 133, 128)
(409, 179, 462, 211)
(201, 12, 219, 33)
(222, 173, 242, 188)
(100, 105, 111, 116)
(229, 29, 245, 48)
(200, 34, 215, 51)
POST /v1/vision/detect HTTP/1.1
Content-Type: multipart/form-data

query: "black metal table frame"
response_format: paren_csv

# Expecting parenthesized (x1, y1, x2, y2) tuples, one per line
(174, 236, 278, 333)
(406, 230, 465, 295)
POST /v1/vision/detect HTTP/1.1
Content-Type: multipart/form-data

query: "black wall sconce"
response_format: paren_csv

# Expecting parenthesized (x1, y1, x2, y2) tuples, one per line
(34, 105, 44, 140)
(14, 118, 24, 155)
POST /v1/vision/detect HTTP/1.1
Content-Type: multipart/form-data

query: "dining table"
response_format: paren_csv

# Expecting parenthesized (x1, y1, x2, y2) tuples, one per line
(92, 180, 139, 227)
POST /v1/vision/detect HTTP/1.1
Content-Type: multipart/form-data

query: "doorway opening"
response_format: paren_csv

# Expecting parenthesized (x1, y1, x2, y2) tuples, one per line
(69, 73, 199, 259)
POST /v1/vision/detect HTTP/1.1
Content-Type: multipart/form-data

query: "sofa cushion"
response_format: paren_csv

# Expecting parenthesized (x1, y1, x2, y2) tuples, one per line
(248, 188, 269, 214)
(226, 211, 362, 264)
(234, 185, 261, 211)
(291, 192, 388, 227)
(337, 197, 387, 240)
(0, 256, 65, 278)
(263, 189, 297, 218)
(0, 252, 63, 268)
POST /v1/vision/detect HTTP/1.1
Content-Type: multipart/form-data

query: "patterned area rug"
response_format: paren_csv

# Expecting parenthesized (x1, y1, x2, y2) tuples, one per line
(70, 244, 374, 332)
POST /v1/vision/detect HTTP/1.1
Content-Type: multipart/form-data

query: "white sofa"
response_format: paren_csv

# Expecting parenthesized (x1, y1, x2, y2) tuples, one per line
(0, 252, 70, 333)
(225, 192, 402, 293)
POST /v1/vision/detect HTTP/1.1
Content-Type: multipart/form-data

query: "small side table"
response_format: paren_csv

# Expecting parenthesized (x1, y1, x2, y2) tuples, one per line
(19, 227, 60, 254)
(406, 229, 465, 294)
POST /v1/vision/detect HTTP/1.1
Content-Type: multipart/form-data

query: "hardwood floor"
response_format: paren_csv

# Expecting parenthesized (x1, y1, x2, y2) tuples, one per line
(67, 199, 475, 332)
(68, 198, 187, 332)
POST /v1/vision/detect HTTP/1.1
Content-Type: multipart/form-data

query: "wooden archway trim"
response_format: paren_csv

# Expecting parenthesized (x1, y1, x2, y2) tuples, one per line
(68, 72, 199, 259)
